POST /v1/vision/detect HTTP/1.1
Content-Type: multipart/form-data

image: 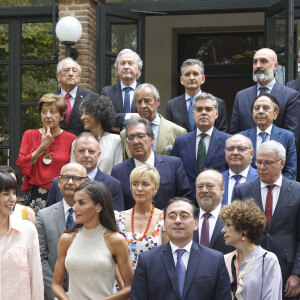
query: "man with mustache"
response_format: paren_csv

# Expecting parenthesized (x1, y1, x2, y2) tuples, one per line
(230, 48, 300, 147)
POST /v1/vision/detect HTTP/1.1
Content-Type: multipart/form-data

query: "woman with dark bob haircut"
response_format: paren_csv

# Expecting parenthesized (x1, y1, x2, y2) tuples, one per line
(220, 199, 282, 300)
(70, 94, 122, 175)
(0, 170, 43, 299)
(17, 93, 76, 213)
(52, 181, 133, 299)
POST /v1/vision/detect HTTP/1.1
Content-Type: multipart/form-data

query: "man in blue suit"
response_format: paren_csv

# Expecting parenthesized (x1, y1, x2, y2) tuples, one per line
(230, 48, 300, 146)
(46, 132, 124, 210)
(131, 197, 232, 300)
(171, 92, 231, 198)
(233, 141, 300, 300)
(111, 118, 192, 209)
(222, 134, 258, 205)
(240, 93, 297, 180)
(193, 169, 234, 254)
(101, 49, 142, 133)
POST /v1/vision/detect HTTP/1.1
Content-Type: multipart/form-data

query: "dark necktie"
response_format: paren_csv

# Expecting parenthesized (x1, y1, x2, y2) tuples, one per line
(197, 133, 207, 172)
(200, 212, 211, 247)
(187, 97, 195, 130)
(259, 132, 267, 143)
(265, 185, 274, 226)
(259, 87, 268, 95)
(123, 87, 131, 113)
(231, 175, 242, 202)
(65, 93, 72, 123)
(66, 207, 75, 230)
(176, 249, 186, 297)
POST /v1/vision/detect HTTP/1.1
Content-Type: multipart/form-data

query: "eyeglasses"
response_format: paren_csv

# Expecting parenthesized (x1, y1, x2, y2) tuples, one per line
(126, 133, 149, 142)
(225, 146, 252, 153)
(255, 159, 281, 167)
(60, 175, 87, 183)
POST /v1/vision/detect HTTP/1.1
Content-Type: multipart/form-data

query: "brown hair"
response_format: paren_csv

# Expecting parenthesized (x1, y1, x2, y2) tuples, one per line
(37, 93, 67, 117)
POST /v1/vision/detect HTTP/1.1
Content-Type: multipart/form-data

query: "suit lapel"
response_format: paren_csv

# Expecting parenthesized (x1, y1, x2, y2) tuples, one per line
(222, 170, 229, 205)
(187, 131, 198, 174)
(54, 201, 66, 235)
(247, 128, 257, 163)
(270, 124, 280, 142)
(178, 95, 191, 131)
(114, 84, 124, 113)
(205, 128, 220, 167)
(156, 116, 170, 153)
(251, 178, 263, 211)
(210, 217, 224, 248)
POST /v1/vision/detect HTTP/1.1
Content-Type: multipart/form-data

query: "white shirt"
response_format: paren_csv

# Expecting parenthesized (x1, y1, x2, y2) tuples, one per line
(256, 78, 276, 96)
(151, 114, 161, 150)
(170, 240, 193, 270)
(60, 86, 78, 109)
(134, 150, 155, 167)
(63, 199, 75, 223)
(195, 126, 213, 156)
(256, 125, 272, 151)
(121, 81, 137, 120)
(260, 175, 282, 214)
(87, 168, 97, 182)
(228, 167, 250, 204)
(198, 203, 221, 243)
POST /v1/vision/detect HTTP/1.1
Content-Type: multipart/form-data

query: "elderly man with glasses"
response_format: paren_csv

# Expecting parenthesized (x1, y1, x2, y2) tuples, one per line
(233, 140, 300, 300)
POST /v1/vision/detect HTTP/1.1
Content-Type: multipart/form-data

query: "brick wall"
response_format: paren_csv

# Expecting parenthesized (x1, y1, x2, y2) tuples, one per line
(57, 0, 98, 91)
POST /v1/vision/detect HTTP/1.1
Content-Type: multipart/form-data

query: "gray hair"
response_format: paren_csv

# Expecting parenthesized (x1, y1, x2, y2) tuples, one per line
(134, 83, 160, 102)
(114, 49, 143, 80)
(257, 140, 286, 160)
(74, 132, 100, 150)
(125, 118, 153, 137)
(57, 57, 81, 75)
(226, 134, 253, 149)
(181, 59, 204, 76)
(194, 92, 218, 110)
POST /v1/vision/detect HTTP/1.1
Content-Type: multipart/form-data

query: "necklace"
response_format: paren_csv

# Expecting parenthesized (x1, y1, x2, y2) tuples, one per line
(43, 132, 61, 165)
(98, 131, 105, 143)
(131, 204, 155, 241)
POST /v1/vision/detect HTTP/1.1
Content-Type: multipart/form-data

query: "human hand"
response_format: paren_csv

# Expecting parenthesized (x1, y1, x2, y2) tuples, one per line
(41, 127, 53, 149)
(284, 274, 300, 298)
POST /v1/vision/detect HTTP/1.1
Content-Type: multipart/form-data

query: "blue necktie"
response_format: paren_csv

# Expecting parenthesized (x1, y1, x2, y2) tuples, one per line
(176, 249, 186, 297)
(231, 175, 241, 202)
(187, 98, 195, 130)
(259, 87, 268, 95)
(259, 132, 267, 143)
(66, 208, 75, 230)
(123, 87, 131, 113)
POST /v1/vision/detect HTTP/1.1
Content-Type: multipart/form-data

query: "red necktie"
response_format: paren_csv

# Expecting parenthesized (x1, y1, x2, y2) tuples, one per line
(265, 185, 274, 226)
(200, 212, 211, 247)
(65, 93, 72, 123)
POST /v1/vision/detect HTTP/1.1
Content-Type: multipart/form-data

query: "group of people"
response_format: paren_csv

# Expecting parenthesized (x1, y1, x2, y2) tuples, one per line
(1, 45, 300, 300)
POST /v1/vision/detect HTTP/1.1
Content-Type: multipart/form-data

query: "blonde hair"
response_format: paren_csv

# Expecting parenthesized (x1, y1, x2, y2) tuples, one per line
(130, 165, 160, 190)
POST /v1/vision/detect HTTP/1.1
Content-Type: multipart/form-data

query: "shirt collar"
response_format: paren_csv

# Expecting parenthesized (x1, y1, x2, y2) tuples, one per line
(60, 86, 78, 99)
(257, 124, 272, 136)
(87, 167, 98, 181)
(229, 166, 250, 178)
(121, 81, 137, 90)
(199, 203, 221, 220)
(134, 150, 155, 167)
(257, 78, 276, 92)
(8, 215, 26, 233)
(185, 90, 202, 101)
(151, 114, 161, 126)
(197, 126, 214, 137)
(63, 198, 73, 216)
(170, 240, 193, 254)
(260, 174, 283, 189)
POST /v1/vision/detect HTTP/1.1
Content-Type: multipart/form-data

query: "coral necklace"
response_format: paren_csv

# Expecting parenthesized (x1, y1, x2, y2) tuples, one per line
(131, 204, 155, 241)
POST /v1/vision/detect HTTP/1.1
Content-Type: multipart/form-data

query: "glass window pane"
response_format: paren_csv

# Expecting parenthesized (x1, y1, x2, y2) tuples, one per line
(22, 22, 54, 60)
(21, 106, 42, 135)
(0, 65, 8, 103)
(110, 57, 118, 85)
(0, 0, 52, 8)
(0, 149, 9, 165)
(111, 24, 137, 53)
(0, 24, 9, 60)
(0, 107, 9, 144)
(22, 64, 57, 103)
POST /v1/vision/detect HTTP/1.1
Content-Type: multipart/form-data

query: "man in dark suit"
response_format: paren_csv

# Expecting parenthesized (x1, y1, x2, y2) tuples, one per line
(193, 169, 233, 254)
(233, 140, 300, 300)
(56, 57, 98, 136)
(240, 93, 297, 180)
(131, 197, 231, 300)
(165, 58, 227, 132)
(171, 92, 231, 198)
(230, 48, 300, 146)
(36, 162, 88, 300)
(46, 132, 124, 210)
(101, 49, 142, 132)
(111, 118, 192, 209)
(222, 134, 258, 205)
(286, 77, 300, 92)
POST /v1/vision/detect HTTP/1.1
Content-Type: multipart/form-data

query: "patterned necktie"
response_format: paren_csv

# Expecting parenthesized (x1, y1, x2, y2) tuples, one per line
(259, 132, 267, 143)
(265, 185, 274, 226)
(259, 87, 268, 95)
(187, 97, 195, 130)
(123, 87, 131, 113)
(197, 133, 207, 172)
(66, 207, 75, 230)
(231, 175, 242, 202)
(65, 93, 72, 123)
(176, 249, 186, 297)
(200, 212, 211, 247)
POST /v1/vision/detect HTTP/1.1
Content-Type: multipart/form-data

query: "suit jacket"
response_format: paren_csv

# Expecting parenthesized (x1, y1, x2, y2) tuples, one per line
(45, 168, 124, 211)
(193, 212, 234, 254)
(165, 93, 228, 132)
(221, 166, 258, 205)
(230, 81, 300, 146)
(36, 201, 68, 300)
(58, 86, 98, 136)
(111, 153, 193, 209)
(120, 115, 187, 160)
(286, 77, 300, 93)
(233, 177, 300, 293)
(171, 127, 231, 198)
(240, 125, 297, 180)
(101, 82, 140, 129)
(131, 241, 232, 300)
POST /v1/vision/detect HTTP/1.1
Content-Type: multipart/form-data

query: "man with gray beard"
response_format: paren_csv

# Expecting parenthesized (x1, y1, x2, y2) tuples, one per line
(230, 48, 300, 147)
